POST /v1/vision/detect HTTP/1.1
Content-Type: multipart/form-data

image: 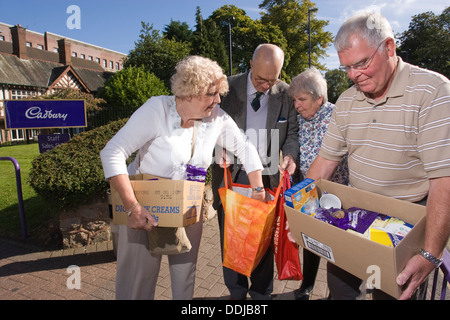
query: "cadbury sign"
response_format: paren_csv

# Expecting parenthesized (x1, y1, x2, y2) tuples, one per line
(5, 100, 86, 129)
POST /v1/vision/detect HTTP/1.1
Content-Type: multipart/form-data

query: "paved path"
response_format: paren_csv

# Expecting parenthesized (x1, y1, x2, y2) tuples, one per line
(0, 216, 330, 300)
(1, 216, 447, 300)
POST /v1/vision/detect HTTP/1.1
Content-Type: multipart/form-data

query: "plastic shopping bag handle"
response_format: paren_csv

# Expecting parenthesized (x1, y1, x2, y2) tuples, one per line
(283, 170, 291, 191)
(223, 161, 233, 190)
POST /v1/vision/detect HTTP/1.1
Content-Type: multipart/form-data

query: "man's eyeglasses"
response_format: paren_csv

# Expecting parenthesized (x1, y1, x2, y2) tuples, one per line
(339, 40, 385, 73)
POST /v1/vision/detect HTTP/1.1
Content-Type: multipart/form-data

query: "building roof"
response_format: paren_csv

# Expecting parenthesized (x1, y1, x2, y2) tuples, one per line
(0, 52, 55, 89)
(0, 36, 115, 92)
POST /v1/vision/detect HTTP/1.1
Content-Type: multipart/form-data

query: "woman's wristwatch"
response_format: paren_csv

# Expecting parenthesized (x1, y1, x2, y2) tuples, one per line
(252, 186, 265, 193)
(419, 249, 443, 268)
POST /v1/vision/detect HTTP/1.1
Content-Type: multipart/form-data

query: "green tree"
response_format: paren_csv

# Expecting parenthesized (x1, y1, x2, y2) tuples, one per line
(324, 69, 353, 104)
(192, 6, 229, 72)
(208, 5, 287, 76)
(125, 22, 191, 87)
(97, 65, 169, 113)
(163, 19, 193, 43)
(397, 7, 450, 79)
(260, 0, 333, 79)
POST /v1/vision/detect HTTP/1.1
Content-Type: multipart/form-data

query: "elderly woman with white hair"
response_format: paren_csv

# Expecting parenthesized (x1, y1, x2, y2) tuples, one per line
(101, 55, 265, 300)
(289, 67, 349, 300)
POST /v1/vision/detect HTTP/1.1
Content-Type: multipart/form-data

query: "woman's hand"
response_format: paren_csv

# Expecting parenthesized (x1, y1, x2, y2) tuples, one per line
(109, 174, 158, 231)
(251, 190, 266, 202)
(127, 204, 158, 231)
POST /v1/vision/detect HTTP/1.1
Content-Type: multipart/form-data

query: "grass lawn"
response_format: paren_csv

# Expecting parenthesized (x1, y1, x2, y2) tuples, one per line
(0, 143, 60, 248)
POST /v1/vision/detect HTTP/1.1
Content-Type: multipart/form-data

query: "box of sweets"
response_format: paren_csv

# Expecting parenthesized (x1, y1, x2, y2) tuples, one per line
(111, 174, 204, 227)
(285, 179, 425, 299)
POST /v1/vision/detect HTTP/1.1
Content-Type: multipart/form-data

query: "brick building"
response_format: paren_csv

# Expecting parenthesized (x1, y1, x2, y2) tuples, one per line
(0, 22, 127, 144)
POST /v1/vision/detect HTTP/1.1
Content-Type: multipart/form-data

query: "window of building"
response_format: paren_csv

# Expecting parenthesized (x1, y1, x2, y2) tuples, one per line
(10, 89, 38, 100)
(10, 129, 38, 142)
(0, 35, 5, 41)
(103, 59, 107, 68)
(7, 90, 40, 142)
(72, 52, 77, 57)
(96, 57, 100, 64)
(88, 56, 93, 61)
(37, 44, 44, 50)
(26, 42, 32, 47)
(11, 129, 24, 141)
(109, 61, 113, 69)
(81, 54, 85, 59)
(116, 62, 120, 70)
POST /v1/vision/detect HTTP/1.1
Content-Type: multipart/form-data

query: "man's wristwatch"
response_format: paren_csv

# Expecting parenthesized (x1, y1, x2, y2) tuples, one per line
(419, 249, 443, 268)
(252, 186, 265, 193)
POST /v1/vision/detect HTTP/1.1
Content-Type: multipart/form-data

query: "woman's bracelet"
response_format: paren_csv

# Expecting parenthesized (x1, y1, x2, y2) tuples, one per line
(125, 202, 140, 216)
(252, 186, 265, 193)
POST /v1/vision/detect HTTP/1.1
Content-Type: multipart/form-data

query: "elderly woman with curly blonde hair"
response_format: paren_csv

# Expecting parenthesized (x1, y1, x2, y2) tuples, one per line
(101, 56, 265, 300)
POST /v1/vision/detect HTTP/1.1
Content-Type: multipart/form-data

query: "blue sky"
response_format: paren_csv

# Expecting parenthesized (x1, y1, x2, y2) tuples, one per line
(1, 0, 448, 70)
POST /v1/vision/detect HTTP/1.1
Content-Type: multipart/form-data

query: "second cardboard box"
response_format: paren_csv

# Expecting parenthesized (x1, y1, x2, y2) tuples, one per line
(285, 179, 426, 299)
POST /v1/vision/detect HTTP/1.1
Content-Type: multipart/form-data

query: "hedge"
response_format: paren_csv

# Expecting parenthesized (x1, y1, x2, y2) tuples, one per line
(29, 118, 128, 209)
(29, 117, 212, 210)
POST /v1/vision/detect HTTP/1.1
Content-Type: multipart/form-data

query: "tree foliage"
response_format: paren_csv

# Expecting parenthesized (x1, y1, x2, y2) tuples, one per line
(208, 5, 288, 76)
(191, 7, 229, 73)
(122, 1, 331, 83)
(260, 0, 333, 80)
(324, 69, 353, 104)
(397, 7, 449, 79)
(125, 22, 191, 88)
(163, 19, 193, 43)
(97, 65, 169, 112)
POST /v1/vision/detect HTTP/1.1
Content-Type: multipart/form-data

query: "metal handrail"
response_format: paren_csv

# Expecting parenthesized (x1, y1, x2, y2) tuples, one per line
(0, 157, 27, 240)
(426, 248, 450, 300)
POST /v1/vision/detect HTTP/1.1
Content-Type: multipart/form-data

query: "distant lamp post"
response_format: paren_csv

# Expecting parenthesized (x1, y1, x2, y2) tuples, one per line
(308, 7, 318, 68)
(228, 17, 235, 76)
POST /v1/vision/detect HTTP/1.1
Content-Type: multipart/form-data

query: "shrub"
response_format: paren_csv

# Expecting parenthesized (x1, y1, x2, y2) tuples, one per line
(97, 65, 169, 112)
(29, 119, 128, 209)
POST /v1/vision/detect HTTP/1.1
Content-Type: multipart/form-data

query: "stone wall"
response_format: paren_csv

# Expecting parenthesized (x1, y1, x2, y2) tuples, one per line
(59, 194, 111, 248)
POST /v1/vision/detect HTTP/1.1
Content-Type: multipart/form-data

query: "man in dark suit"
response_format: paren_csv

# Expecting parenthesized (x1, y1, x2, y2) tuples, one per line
(211, 44, 299, 300)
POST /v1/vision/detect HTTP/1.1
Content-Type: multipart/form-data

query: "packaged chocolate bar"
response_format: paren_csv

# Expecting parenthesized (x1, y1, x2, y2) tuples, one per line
(314, 208, 350, 230)
(186, 164, 207, 182)
(314, 207, 379, 234)
(346, 207, 379, 234)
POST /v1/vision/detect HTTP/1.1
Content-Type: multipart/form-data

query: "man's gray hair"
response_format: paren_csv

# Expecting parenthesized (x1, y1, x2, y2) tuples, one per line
(334, 11, 395, 52)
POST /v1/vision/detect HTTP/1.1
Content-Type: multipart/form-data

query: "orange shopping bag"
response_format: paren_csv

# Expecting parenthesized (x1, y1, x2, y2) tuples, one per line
(218, 166, 282, 277)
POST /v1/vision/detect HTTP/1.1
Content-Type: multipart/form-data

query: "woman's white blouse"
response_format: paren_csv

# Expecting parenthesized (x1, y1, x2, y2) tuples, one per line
(100, 96, 263, 179)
